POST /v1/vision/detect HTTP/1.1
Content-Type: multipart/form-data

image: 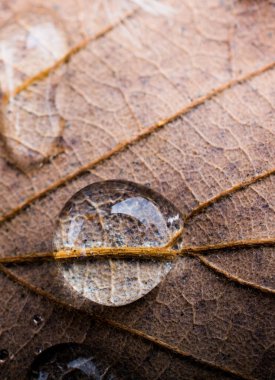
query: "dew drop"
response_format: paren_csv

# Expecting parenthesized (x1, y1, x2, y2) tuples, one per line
(32, 314, 44, 327)
(0, 349, 9, 363)
(29, 343, 118, 380)
(53, 180, 183, 306)
(34, 347, 43, 356)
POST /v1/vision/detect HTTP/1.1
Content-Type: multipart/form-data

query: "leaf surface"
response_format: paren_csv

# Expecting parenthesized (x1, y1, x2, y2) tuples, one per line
(0, 1, 275, 379)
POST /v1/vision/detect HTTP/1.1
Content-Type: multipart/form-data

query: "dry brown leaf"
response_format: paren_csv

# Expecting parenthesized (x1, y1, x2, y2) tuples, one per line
(0, 0, 275, 379)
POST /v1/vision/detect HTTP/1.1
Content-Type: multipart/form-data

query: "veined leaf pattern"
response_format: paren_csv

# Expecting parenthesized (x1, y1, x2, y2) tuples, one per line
(0, 1, 274, 379)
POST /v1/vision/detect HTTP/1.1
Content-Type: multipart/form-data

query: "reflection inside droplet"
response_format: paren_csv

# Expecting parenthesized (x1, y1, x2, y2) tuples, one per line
(53, 180, 183, 306)
(111, 196, 168, 242)
(29, 343, 118, 380)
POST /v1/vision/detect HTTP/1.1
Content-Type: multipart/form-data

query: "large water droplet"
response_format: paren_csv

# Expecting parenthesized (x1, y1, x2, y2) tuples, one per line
(53, 180, 183, 306)
(29, 343, 118, 380)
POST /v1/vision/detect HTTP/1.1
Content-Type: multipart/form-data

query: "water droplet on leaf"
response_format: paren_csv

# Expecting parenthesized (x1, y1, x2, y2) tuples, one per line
(32, 314, 44, 327)
(34, 347, 43, 356)
(0, 10, 68, 170)
(54, 180, 183, 306)
(29, 343, 119, 379)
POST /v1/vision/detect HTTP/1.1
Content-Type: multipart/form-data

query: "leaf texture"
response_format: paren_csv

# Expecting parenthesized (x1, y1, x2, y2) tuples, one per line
(0, 0, 275, 379)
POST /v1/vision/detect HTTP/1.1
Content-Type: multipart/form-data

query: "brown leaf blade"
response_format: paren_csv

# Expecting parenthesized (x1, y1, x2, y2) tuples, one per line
(0, 1, 275, 379)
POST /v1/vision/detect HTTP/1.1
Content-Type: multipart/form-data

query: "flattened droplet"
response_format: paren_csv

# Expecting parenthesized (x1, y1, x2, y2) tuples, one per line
(0, 8, 68, 170)
(29, 343, 118, 380)
(0, 8, 68, 92)
(54, 180, 183, 306)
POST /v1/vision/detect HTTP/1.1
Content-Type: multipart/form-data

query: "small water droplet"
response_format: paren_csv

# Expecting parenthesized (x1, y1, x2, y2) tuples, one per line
(32, 314, 44, 327)
(0, 349, 9, 363)
(29, 343, 118, 379)
(34, 347, 43, 356)
(54, 180, 183, 306)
